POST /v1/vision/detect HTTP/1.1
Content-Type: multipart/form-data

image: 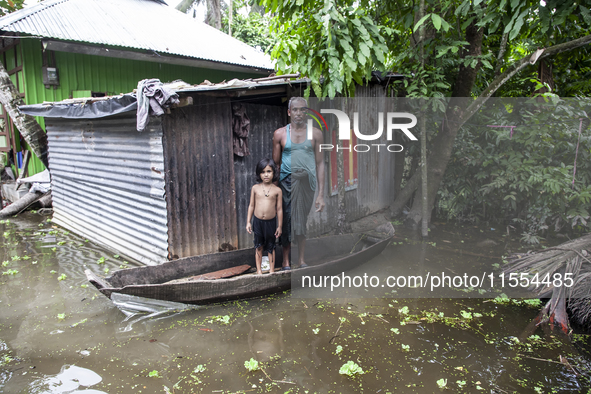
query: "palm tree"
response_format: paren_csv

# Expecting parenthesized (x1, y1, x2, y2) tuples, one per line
(506, 234, 591, 333)
(175, 0, 223, 31)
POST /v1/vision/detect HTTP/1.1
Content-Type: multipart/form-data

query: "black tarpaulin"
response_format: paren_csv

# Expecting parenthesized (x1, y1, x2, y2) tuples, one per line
(19, 94, 137, 119)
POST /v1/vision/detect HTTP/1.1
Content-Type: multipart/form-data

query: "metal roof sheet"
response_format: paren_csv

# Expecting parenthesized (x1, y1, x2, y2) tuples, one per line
(0, 0, 273, 71)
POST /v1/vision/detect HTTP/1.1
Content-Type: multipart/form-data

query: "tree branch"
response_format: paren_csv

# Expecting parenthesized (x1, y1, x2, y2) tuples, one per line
(462, 34, 591, 131)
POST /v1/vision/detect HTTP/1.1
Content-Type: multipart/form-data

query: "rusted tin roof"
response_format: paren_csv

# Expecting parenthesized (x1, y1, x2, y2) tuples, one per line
(0, 0, 273, 72)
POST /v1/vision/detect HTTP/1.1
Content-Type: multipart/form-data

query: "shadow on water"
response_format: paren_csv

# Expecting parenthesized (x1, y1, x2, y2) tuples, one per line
(0, 213, 590, 393)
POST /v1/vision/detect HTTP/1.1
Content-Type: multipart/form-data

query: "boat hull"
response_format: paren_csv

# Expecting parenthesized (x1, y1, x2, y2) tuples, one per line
(86, 224, 394, 304)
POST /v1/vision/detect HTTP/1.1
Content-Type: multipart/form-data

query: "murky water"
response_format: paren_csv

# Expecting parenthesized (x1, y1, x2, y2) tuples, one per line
(1, 213, 590, 393)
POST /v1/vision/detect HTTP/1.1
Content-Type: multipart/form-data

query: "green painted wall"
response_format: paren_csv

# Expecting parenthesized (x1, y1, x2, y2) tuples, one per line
(15, 38, 265, 176)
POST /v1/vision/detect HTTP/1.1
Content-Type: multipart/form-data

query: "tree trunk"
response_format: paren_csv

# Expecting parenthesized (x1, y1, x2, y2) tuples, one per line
(335, 135, 350, 234)
(393, 33, 591, 228)
(0, 61, 48, 168)
(206, 0, 222, 29)
(38, 193, 52, 208)
(228, 0, 233, 36)
(0, 191, 42, 218)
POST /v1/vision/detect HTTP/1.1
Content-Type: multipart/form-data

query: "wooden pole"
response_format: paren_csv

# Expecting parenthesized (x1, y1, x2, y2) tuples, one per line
(419, 0, 428, 238)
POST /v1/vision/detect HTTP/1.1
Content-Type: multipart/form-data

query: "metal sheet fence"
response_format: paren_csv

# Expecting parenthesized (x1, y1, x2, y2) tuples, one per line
(46, 115, 168, 265)
(163, 97, 238, 258)
(307, 85, 395, 236)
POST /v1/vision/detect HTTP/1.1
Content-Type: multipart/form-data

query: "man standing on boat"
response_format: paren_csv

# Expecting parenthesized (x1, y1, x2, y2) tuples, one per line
(272, 97, 325, 269)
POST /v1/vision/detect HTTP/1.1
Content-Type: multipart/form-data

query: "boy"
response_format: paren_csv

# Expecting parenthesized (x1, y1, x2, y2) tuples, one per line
(246, 158, 283, 274)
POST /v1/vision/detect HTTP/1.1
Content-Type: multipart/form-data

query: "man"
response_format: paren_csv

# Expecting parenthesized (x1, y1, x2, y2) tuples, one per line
(272, 97, 325, 269)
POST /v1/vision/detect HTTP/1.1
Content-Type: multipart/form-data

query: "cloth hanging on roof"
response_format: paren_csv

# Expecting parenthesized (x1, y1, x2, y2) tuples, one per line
(232, 103, 250, 157)
(136, 79, 179, 132)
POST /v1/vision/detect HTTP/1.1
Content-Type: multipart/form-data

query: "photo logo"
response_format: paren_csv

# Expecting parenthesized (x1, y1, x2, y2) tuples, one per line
(305, 108, 418, 152)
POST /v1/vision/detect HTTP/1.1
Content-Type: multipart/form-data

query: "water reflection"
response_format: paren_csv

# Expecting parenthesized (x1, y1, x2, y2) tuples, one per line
(30, 365, 105, 394)
(111, 293, 199, 334)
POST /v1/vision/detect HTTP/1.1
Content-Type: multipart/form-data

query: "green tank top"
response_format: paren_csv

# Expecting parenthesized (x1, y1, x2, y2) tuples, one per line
(280, 124, 317, 191)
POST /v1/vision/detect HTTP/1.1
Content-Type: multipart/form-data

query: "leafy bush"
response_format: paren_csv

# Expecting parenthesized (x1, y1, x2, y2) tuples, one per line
(438, 98, 591, 240)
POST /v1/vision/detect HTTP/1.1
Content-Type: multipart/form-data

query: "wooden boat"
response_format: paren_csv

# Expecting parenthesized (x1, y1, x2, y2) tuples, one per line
(85, 223, 394, 305)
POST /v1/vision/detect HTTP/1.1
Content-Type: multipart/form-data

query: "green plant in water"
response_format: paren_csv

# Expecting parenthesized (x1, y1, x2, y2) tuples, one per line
(0, 355, 14, 366)
(391, 328, 400, 334)
(522, 299, 542, 307)
(148, 370, 160, 378)
(57, 274, 67, 281)
(401, 344, 410, 351)
(398, 306, 409, 315)
(57, 313, 65, 320)
(2, 269, 18, 275)
(193, 364, 206, 373)
(22, 255, 30, 260)
(97, 257, 105, 264)
(335, 345, 343, 355)
(11, 255, 20, 261)
(460, 310, 472, 320)
(339, 361, 363, 376)
(244, 358, 259, 372)
(437, 378, 447, 389)
(457, 380, 466, 388)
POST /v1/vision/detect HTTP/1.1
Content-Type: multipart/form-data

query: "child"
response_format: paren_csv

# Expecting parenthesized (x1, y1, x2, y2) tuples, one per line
(246, 158, 283, 274)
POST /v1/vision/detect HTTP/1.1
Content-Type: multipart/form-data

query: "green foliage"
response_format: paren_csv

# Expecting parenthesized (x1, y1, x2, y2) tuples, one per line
(436, 378, 448, 389)
(223, 11, 276, 51)
(438, 98, 591, 239)
(0, 0, 24, 17)
(262, 0, 391, 97)
(148, 370, 160, 378)
(261, 0, 591, 101)
(339, 360, 364, 376)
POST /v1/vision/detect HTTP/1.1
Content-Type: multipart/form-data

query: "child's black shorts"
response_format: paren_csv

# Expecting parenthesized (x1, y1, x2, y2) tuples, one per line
(253, 216, 277, 254)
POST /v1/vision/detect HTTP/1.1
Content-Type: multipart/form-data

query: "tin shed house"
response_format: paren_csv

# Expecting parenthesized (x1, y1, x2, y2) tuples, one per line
(0, 0, 272, 179)
(21, 78, 400, 265)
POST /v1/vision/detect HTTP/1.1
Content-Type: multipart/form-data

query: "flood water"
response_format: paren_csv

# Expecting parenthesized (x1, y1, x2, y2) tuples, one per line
(1, 213, 590, 393)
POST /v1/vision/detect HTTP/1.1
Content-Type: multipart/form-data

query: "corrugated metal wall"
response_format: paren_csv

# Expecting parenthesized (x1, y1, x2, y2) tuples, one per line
(18, 38, 261, 177)
(163, 96, 238, 258)
(307, 84, 395, 236)
(46, 114, 169, 265)
(233, 103, 287, 249)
